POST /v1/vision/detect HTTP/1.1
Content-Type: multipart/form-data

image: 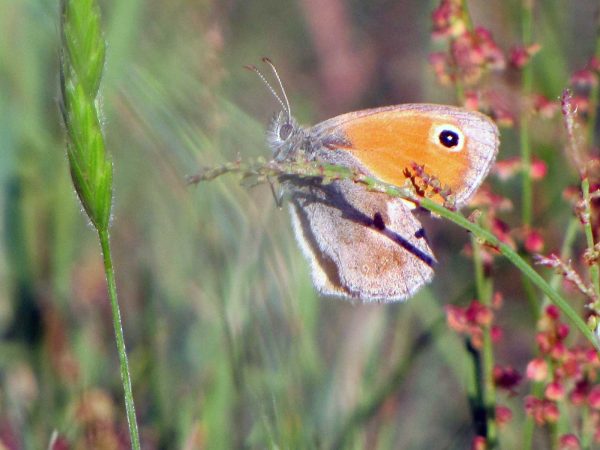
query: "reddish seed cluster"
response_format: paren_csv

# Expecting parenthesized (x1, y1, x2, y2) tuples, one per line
(445, 300, 500, 349)
(524, 306, 600, 441)
(429, 27, 505, 87)
(429, 0, 515, 128)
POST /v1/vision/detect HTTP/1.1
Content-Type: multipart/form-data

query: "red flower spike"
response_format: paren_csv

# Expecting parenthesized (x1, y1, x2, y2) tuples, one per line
(559, 434, 581, 450)
(526, 358, 549, 382)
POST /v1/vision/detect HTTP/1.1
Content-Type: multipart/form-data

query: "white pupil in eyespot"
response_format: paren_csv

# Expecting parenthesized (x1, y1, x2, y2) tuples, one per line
(439, 129, 459, 148)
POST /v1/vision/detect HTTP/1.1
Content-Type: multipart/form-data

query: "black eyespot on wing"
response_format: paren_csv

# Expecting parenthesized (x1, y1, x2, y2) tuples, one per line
(279, 123, 293, 141)
(439, 129, 460, 148)
(372, 212, 386, 230)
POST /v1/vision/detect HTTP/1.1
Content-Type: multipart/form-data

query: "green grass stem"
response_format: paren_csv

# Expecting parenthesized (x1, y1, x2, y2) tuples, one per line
(99, 229, 141, 449)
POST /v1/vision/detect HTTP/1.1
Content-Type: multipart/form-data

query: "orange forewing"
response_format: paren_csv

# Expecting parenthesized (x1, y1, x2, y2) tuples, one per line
(327, 110, 471, 203)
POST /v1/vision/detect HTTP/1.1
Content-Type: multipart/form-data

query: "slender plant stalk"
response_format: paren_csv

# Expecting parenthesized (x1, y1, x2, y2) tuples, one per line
(472, 235, 497, 448)
(60, 0, 140, 447)
(99, 230, 140, 449)
(520, 0, 534, 227)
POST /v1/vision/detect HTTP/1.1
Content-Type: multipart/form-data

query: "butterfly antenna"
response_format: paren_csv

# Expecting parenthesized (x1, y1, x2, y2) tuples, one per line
(244, 63, 288, 115)
(262, 57, 292, 125)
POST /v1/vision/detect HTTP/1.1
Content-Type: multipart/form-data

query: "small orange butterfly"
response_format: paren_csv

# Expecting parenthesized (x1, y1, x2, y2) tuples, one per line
(249, 58, 499, 302)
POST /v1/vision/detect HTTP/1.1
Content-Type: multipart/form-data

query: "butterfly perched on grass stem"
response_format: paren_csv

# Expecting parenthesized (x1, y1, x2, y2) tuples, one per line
(248, 58, 499, 302)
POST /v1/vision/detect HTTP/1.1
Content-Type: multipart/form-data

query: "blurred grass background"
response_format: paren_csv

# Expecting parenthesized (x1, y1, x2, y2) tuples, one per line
(1, 0, 599, 448)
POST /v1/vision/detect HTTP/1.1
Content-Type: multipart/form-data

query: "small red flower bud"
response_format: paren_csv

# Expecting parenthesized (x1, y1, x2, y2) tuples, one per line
(546, 305, 560, 320)
(543, 401, 560, 423)
(493, 366, 522, 390)
(526, 358, 548, 382)
(559, 434, 581, 450)
(530, 159, 548, 180)
(545, 381, 565, 401)
(571, 380, 590, 405)
(495, 405, 513, 426)
(588, 385, 600, 409)
(557, 324, 570, 340)
(524, 229, 544, 253)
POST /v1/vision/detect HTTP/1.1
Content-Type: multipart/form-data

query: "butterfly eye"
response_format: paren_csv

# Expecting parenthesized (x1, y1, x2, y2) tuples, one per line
(279, 123, 293, 141)
(431, 124, 465, 152)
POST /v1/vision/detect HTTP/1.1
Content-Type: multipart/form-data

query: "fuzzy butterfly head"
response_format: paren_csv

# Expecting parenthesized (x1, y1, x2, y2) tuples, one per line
(267, 111, 305, 161)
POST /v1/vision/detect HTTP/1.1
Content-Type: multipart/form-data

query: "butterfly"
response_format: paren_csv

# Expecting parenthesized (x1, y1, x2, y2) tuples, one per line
(249, 58, 499, 302)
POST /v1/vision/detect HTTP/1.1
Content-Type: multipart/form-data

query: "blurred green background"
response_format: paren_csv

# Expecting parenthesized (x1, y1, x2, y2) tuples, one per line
(1, 0, 599, 448)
